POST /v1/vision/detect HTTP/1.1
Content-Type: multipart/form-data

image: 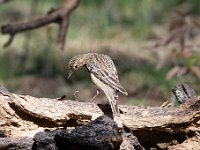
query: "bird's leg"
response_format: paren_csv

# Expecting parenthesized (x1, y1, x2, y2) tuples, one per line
(91, 89, 100, 102)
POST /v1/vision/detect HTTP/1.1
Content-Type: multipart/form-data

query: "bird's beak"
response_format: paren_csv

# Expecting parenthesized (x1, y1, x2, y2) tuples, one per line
(67, 71, 73, 80)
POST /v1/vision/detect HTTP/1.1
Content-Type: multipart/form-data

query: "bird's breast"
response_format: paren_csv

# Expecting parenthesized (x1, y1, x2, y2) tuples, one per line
(90, 73, 106, 90)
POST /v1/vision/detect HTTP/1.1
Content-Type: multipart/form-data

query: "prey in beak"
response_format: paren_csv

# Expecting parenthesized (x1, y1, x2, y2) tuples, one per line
(67, 70, 73, 80)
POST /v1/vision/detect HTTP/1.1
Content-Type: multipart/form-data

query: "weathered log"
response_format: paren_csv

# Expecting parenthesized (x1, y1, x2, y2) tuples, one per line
(31, 115, 145, 150)
(32, 116, 121, 150)
(0, 137, 33, 150)
(172, 83, 197, 104)
(0, 86, 200, 149)
(120, 132, 145, 150)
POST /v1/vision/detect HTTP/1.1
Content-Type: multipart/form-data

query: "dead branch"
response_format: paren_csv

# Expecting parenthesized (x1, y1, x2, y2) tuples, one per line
(0, 85, 200, 149)
(1, 0, 80, 50)
(0, 0, 12, 4)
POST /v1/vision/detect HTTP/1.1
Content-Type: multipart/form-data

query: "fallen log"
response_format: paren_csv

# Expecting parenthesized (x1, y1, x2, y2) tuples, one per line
(0, 85, 200, 149)
(33, 115, 122, 150)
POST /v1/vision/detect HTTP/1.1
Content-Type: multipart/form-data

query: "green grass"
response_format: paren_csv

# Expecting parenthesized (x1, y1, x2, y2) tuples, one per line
(0, 58, 12, 80)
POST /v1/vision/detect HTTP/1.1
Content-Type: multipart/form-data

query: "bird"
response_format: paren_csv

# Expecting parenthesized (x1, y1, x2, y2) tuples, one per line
(67, 53, 128, 116)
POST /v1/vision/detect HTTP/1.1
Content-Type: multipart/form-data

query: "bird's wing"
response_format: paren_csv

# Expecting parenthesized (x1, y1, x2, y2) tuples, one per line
(86, 55, 128, 95)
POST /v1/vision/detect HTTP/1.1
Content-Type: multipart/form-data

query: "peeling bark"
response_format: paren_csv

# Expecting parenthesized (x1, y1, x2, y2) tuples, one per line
(0, 87, 200, 149)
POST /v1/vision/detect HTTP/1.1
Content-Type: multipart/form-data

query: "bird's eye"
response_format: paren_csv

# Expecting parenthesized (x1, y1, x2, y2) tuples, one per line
(74, 65, 78, 70)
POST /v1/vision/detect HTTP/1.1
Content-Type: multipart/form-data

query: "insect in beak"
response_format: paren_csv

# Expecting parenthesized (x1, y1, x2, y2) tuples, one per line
(67, 71, 73, 80)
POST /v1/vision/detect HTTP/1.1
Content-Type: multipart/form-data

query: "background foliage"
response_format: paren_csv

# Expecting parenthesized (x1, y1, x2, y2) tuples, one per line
(0, 0, 200, 106)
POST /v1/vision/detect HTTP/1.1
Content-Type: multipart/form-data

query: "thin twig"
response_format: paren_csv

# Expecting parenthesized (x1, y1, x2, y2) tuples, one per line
(1, 0, 80, 50)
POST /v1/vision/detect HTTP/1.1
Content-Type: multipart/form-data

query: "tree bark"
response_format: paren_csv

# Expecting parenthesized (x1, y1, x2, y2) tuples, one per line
(0, 87, 200, 149)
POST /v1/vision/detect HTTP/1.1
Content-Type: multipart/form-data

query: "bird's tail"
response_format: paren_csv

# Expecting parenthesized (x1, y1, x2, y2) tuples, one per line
(105, 90, 120, 116)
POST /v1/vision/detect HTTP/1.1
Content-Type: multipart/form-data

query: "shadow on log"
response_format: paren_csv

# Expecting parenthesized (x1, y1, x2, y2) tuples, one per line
(0, 85, 200, 149)
(33, 116, 122, 150)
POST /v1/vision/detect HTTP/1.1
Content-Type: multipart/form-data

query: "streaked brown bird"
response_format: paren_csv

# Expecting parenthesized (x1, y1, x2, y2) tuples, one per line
(67, 53, 128, 116)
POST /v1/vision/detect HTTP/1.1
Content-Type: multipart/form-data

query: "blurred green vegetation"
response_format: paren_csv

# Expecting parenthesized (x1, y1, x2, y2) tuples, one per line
(0, 0, 200, 105)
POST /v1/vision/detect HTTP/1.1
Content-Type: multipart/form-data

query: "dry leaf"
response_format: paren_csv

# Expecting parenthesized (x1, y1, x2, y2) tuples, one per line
(191, 66, 200, 79)
(166, 66, 181, 80)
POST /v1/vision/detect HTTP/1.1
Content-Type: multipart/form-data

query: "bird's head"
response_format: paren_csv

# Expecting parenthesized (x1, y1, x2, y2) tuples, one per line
(67, 55, 85, 79)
